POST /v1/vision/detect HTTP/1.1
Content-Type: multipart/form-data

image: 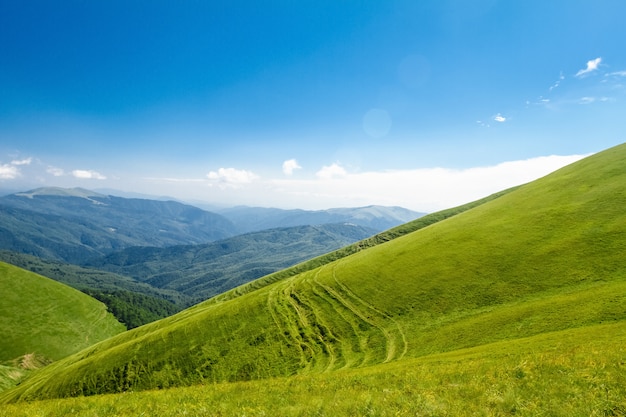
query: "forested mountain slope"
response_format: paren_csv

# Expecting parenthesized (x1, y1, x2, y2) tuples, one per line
(84, 223, 377, 303)
(0, 188, 237, 263)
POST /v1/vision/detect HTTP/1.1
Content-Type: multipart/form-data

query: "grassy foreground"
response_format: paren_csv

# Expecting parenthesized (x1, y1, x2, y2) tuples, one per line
(1, 321, 624, 416)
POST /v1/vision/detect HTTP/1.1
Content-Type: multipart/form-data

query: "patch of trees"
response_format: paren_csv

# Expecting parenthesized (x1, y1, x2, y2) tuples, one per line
(82, 289, 181, 329)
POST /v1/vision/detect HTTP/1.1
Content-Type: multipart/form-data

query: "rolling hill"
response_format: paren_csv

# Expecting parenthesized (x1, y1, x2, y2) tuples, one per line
(0, 261, 126, 362)
(0, 250, 188, 328)
(0, 262, 126, 391)
(1, 143, 625, 413)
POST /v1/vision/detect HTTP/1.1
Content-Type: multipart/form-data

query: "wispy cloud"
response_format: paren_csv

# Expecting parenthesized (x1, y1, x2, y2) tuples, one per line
(72, 169, 107, 180)
(207, 167, 259, 188)
(577, 96, 611, 105)
(527, 57, 625, 110)
(607, 70, 626, 77)
(11, 157, 32, 166)
(282, 159, 302, 176)
(478, 113, 507, 127)
(576, 57, 602, 77)
(493, 113, 507, 123)
(47, 166, 65, 177)
(579, 96, 595, 105)
(549, 72, 565, 91)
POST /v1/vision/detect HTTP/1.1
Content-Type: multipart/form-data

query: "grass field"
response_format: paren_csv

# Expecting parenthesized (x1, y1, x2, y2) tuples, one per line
(1, 143, 624, 414)
(0, 262, 125, 362)
(1, 321, 624, 416)
(0, 262, 126, 391)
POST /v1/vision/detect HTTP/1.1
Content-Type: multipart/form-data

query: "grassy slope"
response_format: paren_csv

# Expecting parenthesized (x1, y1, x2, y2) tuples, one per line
(2, 322, 624, 416)
(1, 143, 625, 406)
(213, 185, 518, 303)
(0, 262, 126, 363)
(0, 262, 126, 391)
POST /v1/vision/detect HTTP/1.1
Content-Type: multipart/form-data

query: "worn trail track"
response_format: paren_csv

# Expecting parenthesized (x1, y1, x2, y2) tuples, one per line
(266, 261, 407, 373)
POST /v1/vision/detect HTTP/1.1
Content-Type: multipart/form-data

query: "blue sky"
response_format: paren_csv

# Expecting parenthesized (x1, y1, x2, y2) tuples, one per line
(1, 1, 625, 211)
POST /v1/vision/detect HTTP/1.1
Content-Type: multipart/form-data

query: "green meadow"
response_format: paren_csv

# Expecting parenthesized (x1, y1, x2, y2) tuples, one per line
(1, 143, 624, 415)
(0, 262, 125, 390)
(1, 322, 625, 416)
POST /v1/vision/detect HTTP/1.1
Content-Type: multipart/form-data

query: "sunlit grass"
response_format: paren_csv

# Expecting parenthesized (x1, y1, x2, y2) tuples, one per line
(2, 322, 625, 416)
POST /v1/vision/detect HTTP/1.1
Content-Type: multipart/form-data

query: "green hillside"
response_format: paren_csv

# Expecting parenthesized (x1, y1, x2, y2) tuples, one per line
(0, 251, 187, 328)
(0, 262, 126, 362)
(0, 262, 126, 391)
(1, 143, 625, 409)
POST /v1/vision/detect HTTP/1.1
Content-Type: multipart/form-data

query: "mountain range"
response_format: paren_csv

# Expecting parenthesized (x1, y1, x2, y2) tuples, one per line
(216, 204, 422, 234)
(0, 188, 236, 263)
(0, 187, 423, 264)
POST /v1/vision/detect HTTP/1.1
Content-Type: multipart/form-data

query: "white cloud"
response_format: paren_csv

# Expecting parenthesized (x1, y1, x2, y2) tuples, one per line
(207, 167, 259, 188)
(11, 157, 32, 166)
(282, 159, 302, 176)
(0, 164, 19, 179)
(47, 166, 65, 177)
(0, 157, 33, 179)
(316, 163, 348, 180)
(72, 169, 107, 180)
(269, 154, 588, 212)
(131, 155, 589, 212)
(493, 113, 507, 123)
(576, 57, 602, 77)
(607, 70, 626, 77)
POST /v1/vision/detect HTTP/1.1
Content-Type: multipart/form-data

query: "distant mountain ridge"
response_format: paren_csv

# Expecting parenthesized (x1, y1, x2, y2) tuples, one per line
(0, 187, 238, 263)
(0, 187, 422, 263)
(217, 205, 424, 233)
